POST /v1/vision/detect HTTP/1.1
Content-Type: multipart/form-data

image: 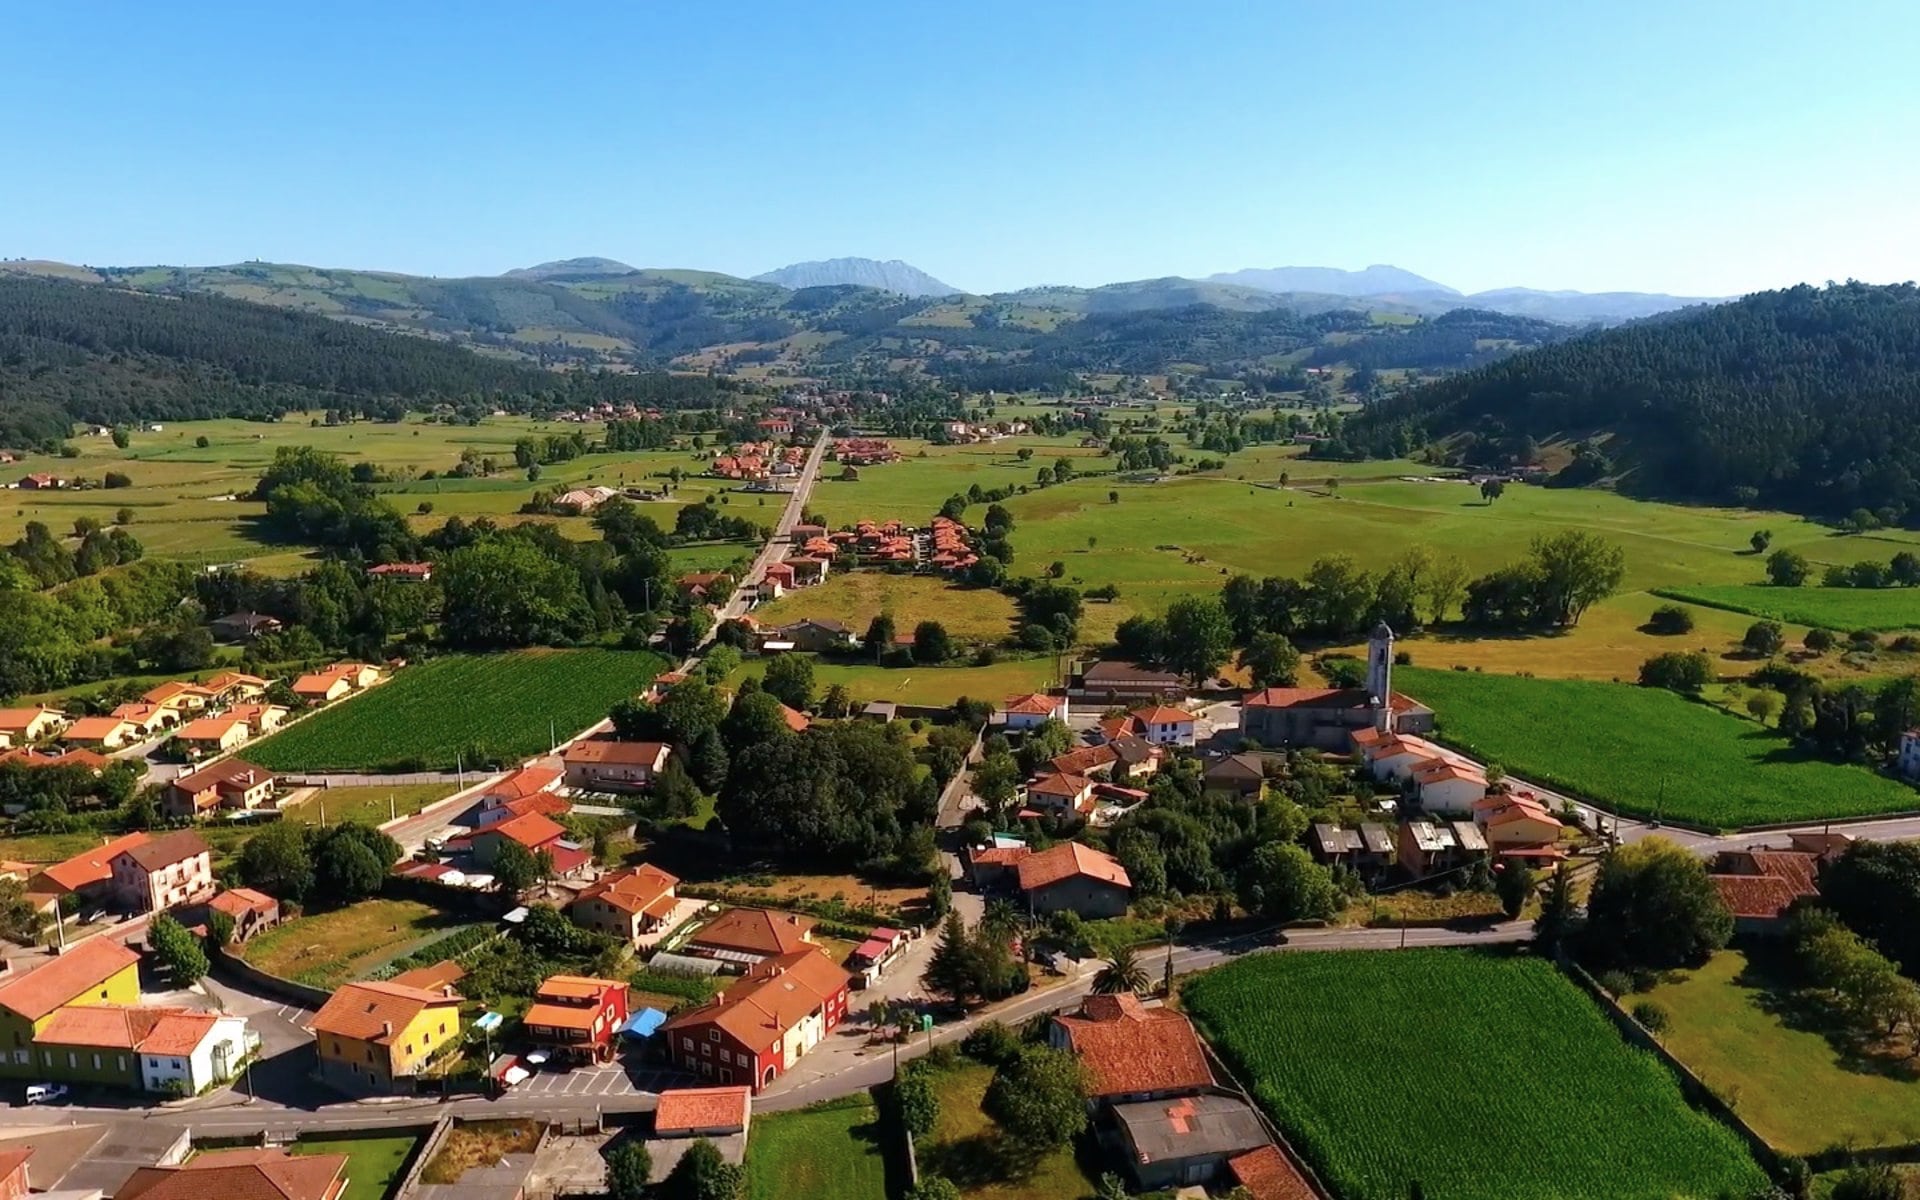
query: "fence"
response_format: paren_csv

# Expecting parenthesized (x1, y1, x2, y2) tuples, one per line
(210, 943, 332, 1009)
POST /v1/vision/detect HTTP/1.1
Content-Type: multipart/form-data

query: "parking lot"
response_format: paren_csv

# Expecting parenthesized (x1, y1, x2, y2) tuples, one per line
(511, 1059, 692, 1098)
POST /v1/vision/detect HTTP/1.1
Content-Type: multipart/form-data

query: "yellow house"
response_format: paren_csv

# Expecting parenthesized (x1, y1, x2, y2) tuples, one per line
(309, 980, 462, 1095)
(61, 717, 138, 750)
(0, 938, 142, 1075)
(174, 715, 252, 755)
(291, 674, 352, 704)
(142, 682, 216, 716)
(0, 707, 69, 745)
(203, 671, 269, 703)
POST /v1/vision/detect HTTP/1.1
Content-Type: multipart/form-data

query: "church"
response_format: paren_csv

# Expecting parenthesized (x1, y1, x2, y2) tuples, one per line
(1239, 623, 1435, 749)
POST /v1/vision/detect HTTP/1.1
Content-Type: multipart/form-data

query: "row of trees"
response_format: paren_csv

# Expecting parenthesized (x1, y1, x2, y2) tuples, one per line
(6, 519, 144, 589)
(1765, 547, 1920, 589)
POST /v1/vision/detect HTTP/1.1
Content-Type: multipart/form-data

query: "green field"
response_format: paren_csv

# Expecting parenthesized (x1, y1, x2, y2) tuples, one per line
(1642, 950, 1920, 1153)
(755, 573, 1019, 643)
(1398, 666, 1918, 828)
(245, 649, 664, 772)
(282, 783, 459, 827)
(1183, 950, 1765, 1200)
(1657, 583, 1920, 632)
(806, 437, 1107, 527)
(242, 898, 471, 988)
(292, 1134, 420, 1200)
(743, 1096, 889, 1200)
(725, 655, 1057, 707)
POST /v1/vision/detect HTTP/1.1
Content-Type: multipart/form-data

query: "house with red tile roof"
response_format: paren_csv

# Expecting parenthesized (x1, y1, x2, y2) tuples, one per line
(35, 1003, 250, 1094)
(686, 908, 816, 968)
(1710, 874, 1806, 935)
(1227, 1145, 1320, 1200)
(1017, 842, 1131, 917)
(0, 936, 142, 1047)
(1050, 993, 1213, 1102)
(1242, 685, 1434, 750)
(999, 692, 1068, 730)
(476, 764, 567, 823)
(777, 703, 811, 733)
(0, 1147, 28, 1200)
(110, 830, 214, 913)
(1129, 705, 1197, 747)
(109, 701, 176, 737)
(163, 758, 275, 818)
(309, 980, 462, 1095)
(469, 811, 569, 867)
(118, 1147, 348, 1200)
(654, 1085, 752, 1137)
(173, 713, 253, 756)
(561, 738, 672, 792)
(572, 864, 680, 946)
(367, 561, 433, 582)
(29, 832, 153, 905)
(206, 887, 281, 942)
(661, 948, 851, 1091)
(1026, 772, 1097, 816)
(0, 706, 67, 746)
(525, 975, 630, 1065)
(60, 715, 139, 750)
(1473, 794, 1564, 856)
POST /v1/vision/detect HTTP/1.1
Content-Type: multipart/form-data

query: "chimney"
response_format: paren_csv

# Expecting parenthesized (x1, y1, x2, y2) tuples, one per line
(382, 1021, 393, 1037)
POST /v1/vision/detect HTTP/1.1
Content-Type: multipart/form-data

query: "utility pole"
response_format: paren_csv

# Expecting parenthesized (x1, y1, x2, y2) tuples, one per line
(388, 793, 396, 822)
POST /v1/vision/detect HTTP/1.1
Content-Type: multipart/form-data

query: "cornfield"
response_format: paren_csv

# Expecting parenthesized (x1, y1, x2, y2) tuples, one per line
(1182, 950, 1765, 1200)
(248, 649, 666, 772)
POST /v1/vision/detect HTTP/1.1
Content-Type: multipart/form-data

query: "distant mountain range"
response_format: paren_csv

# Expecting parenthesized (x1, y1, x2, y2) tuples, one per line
(751, 257, 959, 297)
(1208, 264, 1460, 298)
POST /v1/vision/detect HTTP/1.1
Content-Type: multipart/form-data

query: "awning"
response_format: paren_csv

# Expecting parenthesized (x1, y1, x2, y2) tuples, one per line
(622, 1008, 668, 1038)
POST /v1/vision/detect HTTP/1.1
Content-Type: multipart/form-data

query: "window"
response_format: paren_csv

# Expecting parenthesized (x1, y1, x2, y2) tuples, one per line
(404, 1043, 413, 1056)
(119, 1056, 128, 1072)
(682, 1037, 694, 1051)
(171, 1058, 181, 1070)
(67, 1053, 77, 1069)
(701, 1042, 711, 1056)
(709, 1030, 721, 1042)
(439, 1023, 446, 1035)
(150, 1057, 160, 1068)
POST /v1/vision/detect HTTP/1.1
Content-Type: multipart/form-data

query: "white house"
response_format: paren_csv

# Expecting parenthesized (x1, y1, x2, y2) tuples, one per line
(1411, 760, 1489, 816)
(141, 1012, 253, 1095)
(1000, 692, 1068, 731)
(1129, 706, 1196, 748)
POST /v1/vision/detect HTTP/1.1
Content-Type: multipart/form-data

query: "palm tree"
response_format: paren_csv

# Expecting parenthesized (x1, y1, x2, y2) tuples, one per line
(983, 897, 1021, 937)
(1092, 946, 1149, 995)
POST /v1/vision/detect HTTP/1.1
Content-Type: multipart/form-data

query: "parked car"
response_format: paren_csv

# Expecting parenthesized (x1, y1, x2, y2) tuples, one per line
(26, 1083, 69, 1105)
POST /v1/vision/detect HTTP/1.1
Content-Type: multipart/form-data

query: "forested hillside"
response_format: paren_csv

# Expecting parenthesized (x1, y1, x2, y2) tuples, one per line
(1304, 309, 1569, 371)
(0, 276, 733, 437)
(1334, 283, 1920, 519)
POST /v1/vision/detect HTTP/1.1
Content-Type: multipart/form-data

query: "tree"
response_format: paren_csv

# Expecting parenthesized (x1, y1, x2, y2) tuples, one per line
(1092, 946, 1149, 995)
(1496, 860, 1536, 919)
(1828, 1165, 1904, 1200)
(1236, 843, 1339, 921)
(1534, 861, 1577, 955)
(1767, 548, 1811, 587)
(863, 614, 896, 659)
(820, 683, 854, 718)
(492, 839, 539, 896)
(1746, 690, 1781, 725)
(722, 691, 797, 750)
(971, 753, 1021, 814)
(983, 1045, 1089, 1151)
(661, 1137, 744, 1200)
(149, 913, 208, 984)
(1239, 631, 1303, 688)
(1480, 479, 1505, 503)
(238, 820, 313, 900)
(1750, 529, 1773, 553)
(1647, 604, 1694, 635)
(0, 877, 46, 946)
(906, 1179, 962, 1200)
(1161, 595, 1235, 684)
(1820, 841, 1920, 977)
(206, 909, 236, 947)
(1526, 531, 1625, 625)
(1585, 837, 1732, 969)
(438, 539, 590, 649)
(762, 654, 816, 711)
(1894, 551, 1920, 587)
(1743, 619, 1786, 657)
(913, 621, 953, 664)
(894, 1063, 940, 1137)
(1638, 650, 1713, 693)
(605, 1141, 652, 1200)
(1113, 615, 1165, 663)
(1805, 627, 1836, 653)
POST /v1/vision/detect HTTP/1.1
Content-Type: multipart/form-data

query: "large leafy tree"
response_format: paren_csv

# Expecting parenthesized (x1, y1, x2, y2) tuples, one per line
(1161, 596, 1235, 684)
(438, 539, 592, 648)
(1584, 837, 1731, 969)
(762, 654, 816, 711)
(149, 913, 208, 984)
(661, 1137, 743, 1200)
(238, 820, 315, 901)
(1526, 531, 1625, 626)
(1235, 842, 1339, 922)
(1239, 631, 1302, 688)
(983, 1045, 1089, 1151)
(1820, 841, 1920, 977)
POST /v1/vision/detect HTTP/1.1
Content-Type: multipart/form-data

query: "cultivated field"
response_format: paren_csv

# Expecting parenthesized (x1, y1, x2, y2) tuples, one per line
(1182, 950, 1765, 1200)
(246, 649, 665, 772)
(754, 573, 1019, 643)
(242, 898, 472, 988)
(1658, 583, 1920, 632)
(805, 436, 1107, 527)
(1398, 666, 1918, 827)
(1641, 950, 1920, 1153)
(743, 1096, 889, 1200)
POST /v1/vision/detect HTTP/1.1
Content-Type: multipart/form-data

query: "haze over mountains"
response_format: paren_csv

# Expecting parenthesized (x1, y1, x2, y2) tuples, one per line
(752, 257, 959, 297)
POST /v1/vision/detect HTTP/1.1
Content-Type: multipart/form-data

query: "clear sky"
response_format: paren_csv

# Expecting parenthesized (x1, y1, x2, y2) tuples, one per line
(5, 1, 1916, 296)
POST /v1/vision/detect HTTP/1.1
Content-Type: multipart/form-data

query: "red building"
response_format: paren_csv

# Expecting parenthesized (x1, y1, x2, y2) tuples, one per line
(660, 949, 850, 1091)
(523, 974, 631, 1065)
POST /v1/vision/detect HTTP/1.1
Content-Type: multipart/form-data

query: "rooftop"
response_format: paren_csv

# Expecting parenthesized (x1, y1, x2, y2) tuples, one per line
(1228, 1145, 1318, 1200)
(655, 1085, 752, 1135)
(690, 908, 815, 957)
(117, 829, 211, 872)
(117, 1147, 347, 1200)
(309, 980, 459, 1043)
(1053, 993, 1213, 1098)
(0, 937, 141, 1021)
(1017, 842, 1131, 893)
(1112, 1092, 1271, 1166)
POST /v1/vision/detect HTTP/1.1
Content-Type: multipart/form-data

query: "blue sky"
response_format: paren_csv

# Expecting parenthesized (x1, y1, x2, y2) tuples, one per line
(4, 1, 1916, 295)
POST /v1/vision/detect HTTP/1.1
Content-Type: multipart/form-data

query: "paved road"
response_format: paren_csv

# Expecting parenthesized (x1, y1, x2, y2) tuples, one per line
(708, 430, 829, 637)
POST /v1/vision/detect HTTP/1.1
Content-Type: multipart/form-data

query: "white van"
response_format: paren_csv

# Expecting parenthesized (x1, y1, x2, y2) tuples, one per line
(25, 1083, 69, 1105)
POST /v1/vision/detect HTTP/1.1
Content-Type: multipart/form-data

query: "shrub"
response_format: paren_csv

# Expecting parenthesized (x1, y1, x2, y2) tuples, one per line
(1638, 651, 1712, 694)
(961, 1019, 1024, 1066)
(1630, 1000, 1670, 1032)
(1597, 969, 1635, 996)
(1805, 628, 1836, 652)
(1648, 604, 1695, 635)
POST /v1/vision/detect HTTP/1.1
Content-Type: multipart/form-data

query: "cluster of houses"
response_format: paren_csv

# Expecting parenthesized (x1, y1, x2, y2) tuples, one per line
(709, 441, 807, 482)
(829, 437, 900, 465)
(938, 419, 1031, 444)
(12, 472, 69, 491)
(751, 515, 979, 604)
(0, 671, 279, 760)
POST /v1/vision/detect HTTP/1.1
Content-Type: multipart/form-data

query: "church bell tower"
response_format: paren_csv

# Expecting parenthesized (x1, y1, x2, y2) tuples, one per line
(1367, 622, 1395, 732)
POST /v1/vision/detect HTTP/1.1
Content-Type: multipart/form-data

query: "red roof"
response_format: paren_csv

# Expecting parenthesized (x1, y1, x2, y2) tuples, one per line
(1228, 1145, 1318, 1200)
(1002, 692, 1059, 715)
(1053, 993, 1213, 1098)
(1131, 705, 1193, 725)
(1710, 874, 1802, 920)
(655, 1085, 752, 1134)
(690, 908, 815, 957)
(117, 1148, 347, 1200)
(1017, 842, 1130, 892)
(34, 831, 151, 893)
(778, 704, 811, 733)
(489, 764, 564, 800)
(0, 937, 140, 1021)
(576, 864, 679, 915)
(482, 811, 567, 850)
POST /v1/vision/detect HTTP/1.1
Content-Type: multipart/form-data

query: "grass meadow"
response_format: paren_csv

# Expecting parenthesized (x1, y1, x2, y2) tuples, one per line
(754, 573, 1019, 643)
(743, 1096, 890, 1200)
(725, 655, 1058, 708)
(1657, 583, 1920, 632)
(916, 1060, 1099, 1200)
(246, 649, 665, 772)
(292, 1134, 422, 1200)
(1641, 950, 1920, 1153)
(1398, 666, 1917, 828)
(280, 783, 459, 827)
(1182, 950, 1765, 1200)
(243, 898, 469, 988)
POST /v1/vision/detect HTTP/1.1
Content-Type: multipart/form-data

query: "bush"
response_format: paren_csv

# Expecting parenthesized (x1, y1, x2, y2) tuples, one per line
(1597, 969, 1635, 996)
(1893, 635, 1920, 653)
(1630, 1000, 1670, 1032)
(1648, 604, 1695, 635)
(1638, 651, 1713, 694)
(961, 1019, 1024, 1066)
(1805, 628, 1836, 652)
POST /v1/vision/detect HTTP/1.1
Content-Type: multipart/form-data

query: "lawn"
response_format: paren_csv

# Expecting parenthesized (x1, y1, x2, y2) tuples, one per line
(281, 783, 459, 827)
(1657, 583, 1920, 632)
(806, 437, 1105, 528)
(1641, 949, 1920, 1153)
(755, 573, 1019, 643)
(743, 1095, 890, 1200)
(725, 655, 1057, 708)
(916, 1060, 1098, 1200)
(1398, 666, 1919, 828)
(1182, 950, 1765, 1200)
(245, 648, 666, 772)
(241, 898, 473, 988)
(293, 1133, 420, 1200)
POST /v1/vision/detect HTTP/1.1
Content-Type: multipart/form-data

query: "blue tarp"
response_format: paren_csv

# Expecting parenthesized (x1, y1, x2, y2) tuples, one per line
(622, 1007, 668, 1039)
